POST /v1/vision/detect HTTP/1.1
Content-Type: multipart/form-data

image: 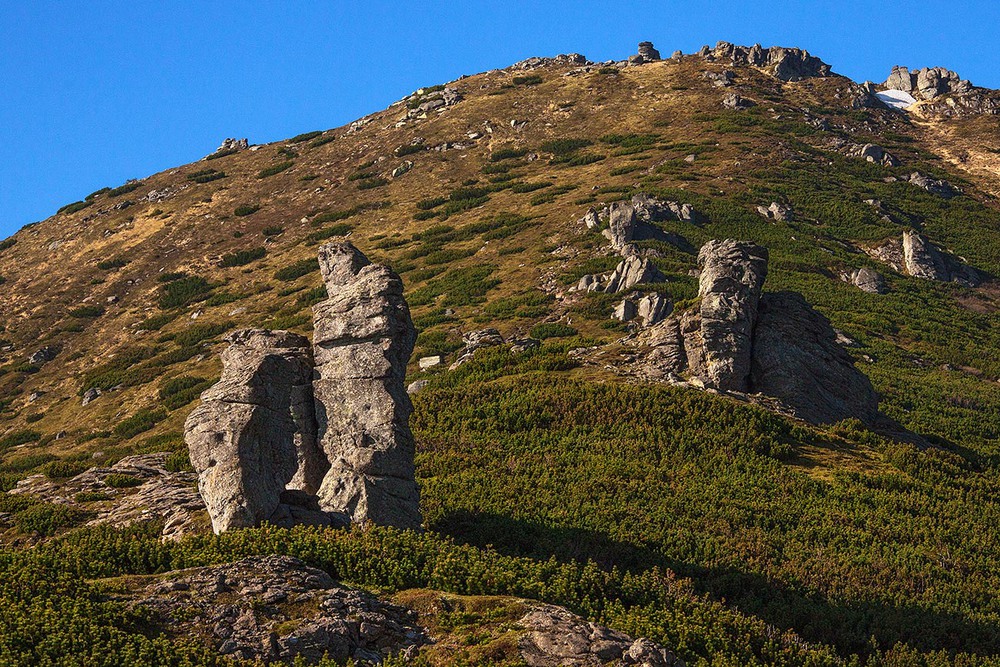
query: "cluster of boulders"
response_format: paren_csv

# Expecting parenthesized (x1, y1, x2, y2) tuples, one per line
(628, 41, 661, 65)
(404, 86, 462, 120)
(884, 66, 972, 101)
(722, 92, 755, 110)
(574, 194, 704, 328)
(865, 230, 979, 287)
(756, 202, 792, 221)
(635, 239, 879, 425)
(846, 143, 899, 167)
(209, 138, 248, 157)
(696, 42, 831, 82)
(899, 172, 959, 198)
(184, 242, 422, 534)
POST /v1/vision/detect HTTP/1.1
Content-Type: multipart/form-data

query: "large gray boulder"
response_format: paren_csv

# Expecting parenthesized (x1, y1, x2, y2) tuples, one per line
(697, 240, 769, 392)
(902, 230, 951, 281)
(312, 242, 422, 530)
(750, 292, 879, 424)
(185, 330, 322, 533)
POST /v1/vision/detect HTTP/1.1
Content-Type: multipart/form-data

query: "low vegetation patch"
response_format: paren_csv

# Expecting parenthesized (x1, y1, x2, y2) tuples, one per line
(220, 247, 266, 267)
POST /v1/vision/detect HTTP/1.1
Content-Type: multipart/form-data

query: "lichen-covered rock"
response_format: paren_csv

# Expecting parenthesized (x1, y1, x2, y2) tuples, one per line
(518, 603, 682, 666)
(124, 556, 429, 664)
(697, 239, 769, 392)
(846, 267, 887, 294)
(706, 42, 830, 81)
(867, 233, 979, 286)
(185, 330, 322, 533)
(312, 242, 422, 530)
(750, 292, 879, 424)
(9, 453, 208, 540)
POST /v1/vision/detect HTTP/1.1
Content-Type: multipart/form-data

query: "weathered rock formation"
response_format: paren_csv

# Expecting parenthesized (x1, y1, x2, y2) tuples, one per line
(843, 267, 887, 294)
(722, 92, 755, 109)
(629, 41, 661, 65)
(185, 330, 325, 533)
(125, 556, 429, 664)
(312, 242, 422, 530)
(884, 66, 972, 100)
(695, 240, 769, 391)
(756, 202, 792, 221)
(903, 172, 959, 198)
(518, 603, 682, 666)
(615, 292, 673, 327)
(212, 138, 248, 156)
(865, 231, 979, 286)
(184, 243, 422, 533)
(578, 251, 665, 294)
(700, 42, 831, 81)
(9, 453, 207, 540)
(636, 239, 879, 424)
(750, 292, 879, 424)
(847, 143, 899, 167)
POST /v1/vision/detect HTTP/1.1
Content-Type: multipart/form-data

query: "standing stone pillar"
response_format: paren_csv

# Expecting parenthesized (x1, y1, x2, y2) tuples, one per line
(312, 242, 422, 530)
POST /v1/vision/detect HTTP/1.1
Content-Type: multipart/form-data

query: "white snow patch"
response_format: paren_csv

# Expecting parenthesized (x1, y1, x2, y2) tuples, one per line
(876, 89, 917, 111)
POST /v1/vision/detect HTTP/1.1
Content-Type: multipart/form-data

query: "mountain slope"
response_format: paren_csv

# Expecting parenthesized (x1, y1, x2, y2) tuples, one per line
(2, 42, 1000, 665)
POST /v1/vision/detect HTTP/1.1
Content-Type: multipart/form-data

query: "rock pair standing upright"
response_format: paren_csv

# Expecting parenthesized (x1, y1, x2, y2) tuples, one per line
(185, 242, 421, 534)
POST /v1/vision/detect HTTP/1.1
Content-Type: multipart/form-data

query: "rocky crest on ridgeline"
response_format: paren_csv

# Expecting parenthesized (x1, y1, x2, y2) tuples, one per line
(184, 242, 422, 534)
(636, 239, 879, 424)
(883, 65, 1000, 116)
(312, 242, 422, 531)
(698, 41, 831, 81)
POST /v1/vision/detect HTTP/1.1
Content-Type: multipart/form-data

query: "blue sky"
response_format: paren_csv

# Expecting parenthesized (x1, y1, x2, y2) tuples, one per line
(2, 1, 998, 238)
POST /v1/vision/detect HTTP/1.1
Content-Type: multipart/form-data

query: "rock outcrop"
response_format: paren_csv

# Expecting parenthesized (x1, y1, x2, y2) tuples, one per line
(185, 330, 324, 533)
(184, 243, 422, 533)
(700, 42, 831, 81)
(629, 41, 661, 65)
(903, 172, 959, 198)
(884, 66, 972, 100)
(578, 252, 665, 294)
(844, 267, 887, 294)
(695, 240, 769, 391)
(865, 232, 979, 286)
(518, 603, 682, 667)
(756, 202, 792, 221)
(125, 556, 429, 664)
(750, 292, 879, 424)
(847, 143, 899, 167)
(312, 242, 422, 531)
(9, 453, 208, 540)
(635, 239, 879, 424)
(722, 92, 755, 109)
(212, 138, 248, 156)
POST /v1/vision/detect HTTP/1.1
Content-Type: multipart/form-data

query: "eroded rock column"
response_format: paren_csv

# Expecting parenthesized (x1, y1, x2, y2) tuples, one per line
(312, 242, 422, 530)
(185, 330, 322, 533)
(696, 239, 769, 391)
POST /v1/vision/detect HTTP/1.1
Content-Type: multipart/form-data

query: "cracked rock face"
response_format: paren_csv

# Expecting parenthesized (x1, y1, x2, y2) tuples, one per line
(866, 232, 979, 286)
(312, 242, 422, 530)
(751, 292, 879, 425)
(185, 330, 322, 533)
(697, 240, 769, 392)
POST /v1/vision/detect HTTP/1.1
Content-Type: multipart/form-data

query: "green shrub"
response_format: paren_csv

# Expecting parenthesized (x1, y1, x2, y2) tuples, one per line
(106, 181, 142, 197)
(275, 258, 320, 281)
(205, 148, 237, 161)
(169, 321, 232, 347)
(159, 276, 213, 308)
(257, 161, 293, 178)
(307, 224, 353, 242)
(57, 200, 92, 215)
(357, 177, 389, 190)
(158, 375, 212, 411)
(69, 305, 104, 318)
(262, 225, 284, 236)
(85, 187, 111, 201)
(513, 75, 543, 85)
(157, 272, 187, 283)
(220, 247, 265, 267)
(395, 143, 426, 156)
(96, 257, 129, 270)
(490, 147, 528, 162)
(164, 450, 193, 473)
(13, 502, 87, 536)
(416, 197, 447, 210)
(511, 181, 551, 193)
(0, 238, 16, 252)
(186, 168, 226, 183)
(288, 130, 323, 143)
(136, 312, 178, 330)
(309, 135, 336, 148)
(104, 473, 143, 488)
(113, 409, 168, 439)
(540, 138, 592, 156)
(43, 460, 88, 479)
(233, 204, 260, 217)
(530, 322, 578, 339)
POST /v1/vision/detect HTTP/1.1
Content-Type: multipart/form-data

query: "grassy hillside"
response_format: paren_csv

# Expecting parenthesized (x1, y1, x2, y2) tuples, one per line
(1, 49, 1000, 665)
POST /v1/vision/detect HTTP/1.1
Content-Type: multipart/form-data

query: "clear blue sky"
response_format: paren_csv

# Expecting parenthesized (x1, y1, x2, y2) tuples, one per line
(2, 1, 998, 238)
